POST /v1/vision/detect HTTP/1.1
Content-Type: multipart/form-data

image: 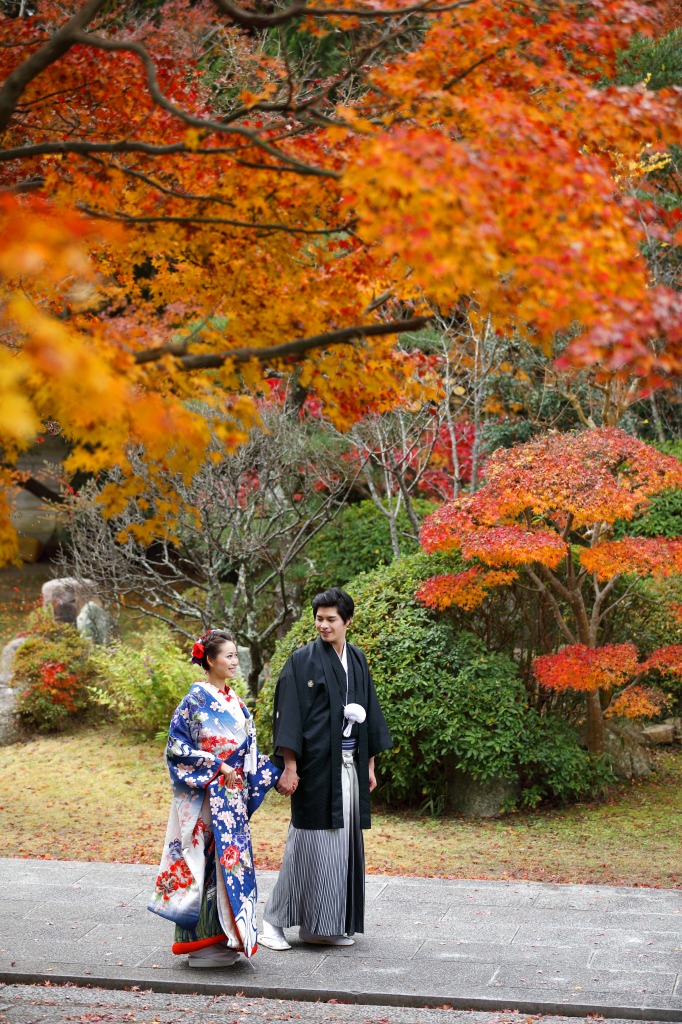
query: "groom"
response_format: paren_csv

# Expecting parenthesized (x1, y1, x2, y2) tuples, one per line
(260, 587, 392, 949)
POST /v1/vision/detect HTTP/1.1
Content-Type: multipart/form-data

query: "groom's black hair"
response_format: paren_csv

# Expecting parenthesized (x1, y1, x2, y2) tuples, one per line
(312, 587, 354, 623)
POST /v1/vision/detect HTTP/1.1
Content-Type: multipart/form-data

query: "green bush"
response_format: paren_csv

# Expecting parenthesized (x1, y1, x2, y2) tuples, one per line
(13, 607, 96, 732)
(92, 626, 249, 739)
(518, 715, 614, 808)
(616, 28, 682, 90)
(304, 499, 436, 592)
(91, 626, 199, 738)
(615, 489, 682, 540)
(258, 552, 610, 812)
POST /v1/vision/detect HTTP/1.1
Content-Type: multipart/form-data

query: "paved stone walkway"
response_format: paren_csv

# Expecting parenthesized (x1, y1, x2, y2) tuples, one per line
(0, 860, 681, 1022)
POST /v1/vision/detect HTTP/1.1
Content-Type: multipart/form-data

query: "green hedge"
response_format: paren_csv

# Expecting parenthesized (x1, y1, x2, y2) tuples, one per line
(257, 552, 611, 812)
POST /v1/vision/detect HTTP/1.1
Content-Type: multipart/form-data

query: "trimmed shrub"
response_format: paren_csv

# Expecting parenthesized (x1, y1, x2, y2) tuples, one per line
(257, 552, 610, 812)
(13, 607, 96, 732)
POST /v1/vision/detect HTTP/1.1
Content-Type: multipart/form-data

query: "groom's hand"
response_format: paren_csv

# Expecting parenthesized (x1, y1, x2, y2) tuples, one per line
(277, 765, 299, 796)
(369, 756, 377, 792)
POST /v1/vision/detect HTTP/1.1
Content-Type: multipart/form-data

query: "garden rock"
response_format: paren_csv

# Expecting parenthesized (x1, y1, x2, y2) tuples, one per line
(447, 769, 518, 818)
(0, 684, 20, 746)
(641, 721, 676, 745)
(0, 636, 27, 686)
(0, 637, 25, 745)
(604, 723, 652, 778)
(664, 716, 682, 741)
(42, 577, 92, 623)
(76, 601, 112, 645)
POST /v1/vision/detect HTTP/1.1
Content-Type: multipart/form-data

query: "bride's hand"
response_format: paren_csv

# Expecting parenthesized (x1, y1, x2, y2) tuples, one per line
(220, 763, 239, 787)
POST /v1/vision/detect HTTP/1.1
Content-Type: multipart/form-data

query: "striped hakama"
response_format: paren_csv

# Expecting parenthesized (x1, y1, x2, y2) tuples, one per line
(265, 749, 365, 935)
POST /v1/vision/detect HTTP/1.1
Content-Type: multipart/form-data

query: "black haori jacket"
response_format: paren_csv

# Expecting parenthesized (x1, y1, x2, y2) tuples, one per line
(271, 636, 392, 830)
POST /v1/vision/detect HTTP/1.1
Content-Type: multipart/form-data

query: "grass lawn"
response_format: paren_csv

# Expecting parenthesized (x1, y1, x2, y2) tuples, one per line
(0, 725, 679, 887)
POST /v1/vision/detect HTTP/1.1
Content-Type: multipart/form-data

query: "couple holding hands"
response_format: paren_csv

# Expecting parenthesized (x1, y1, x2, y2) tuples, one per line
(148, 587, 392, 967)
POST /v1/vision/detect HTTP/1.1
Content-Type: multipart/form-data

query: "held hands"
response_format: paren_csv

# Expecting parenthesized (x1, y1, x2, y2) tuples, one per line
(219, 763, 239, 788)
(276, 765, 299, 797)
(369, 756, 377, 793)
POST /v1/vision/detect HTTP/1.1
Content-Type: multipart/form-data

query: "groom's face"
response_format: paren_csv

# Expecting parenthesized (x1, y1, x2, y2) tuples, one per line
(314, 606, 349, 647)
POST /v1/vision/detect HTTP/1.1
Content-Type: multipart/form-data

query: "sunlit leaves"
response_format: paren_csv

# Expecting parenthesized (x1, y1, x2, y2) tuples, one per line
(581, 537, 682, 581)
(605, 685, 667, 719)
(533, 643, 640, 693)
(415, 567, 518, 611)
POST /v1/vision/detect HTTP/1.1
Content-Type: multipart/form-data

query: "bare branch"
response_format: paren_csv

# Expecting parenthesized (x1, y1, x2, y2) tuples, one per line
(211, 0, 476, 28)
(526, 568, 577, 645)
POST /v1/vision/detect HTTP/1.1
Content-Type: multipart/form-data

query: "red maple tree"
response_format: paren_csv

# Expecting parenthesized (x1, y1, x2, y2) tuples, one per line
(418, 428, 682, 752)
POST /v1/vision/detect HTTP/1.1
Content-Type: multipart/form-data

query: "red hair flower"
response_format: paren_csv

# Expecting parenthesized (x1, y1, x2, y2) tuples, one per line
(192, 641, 205, 660)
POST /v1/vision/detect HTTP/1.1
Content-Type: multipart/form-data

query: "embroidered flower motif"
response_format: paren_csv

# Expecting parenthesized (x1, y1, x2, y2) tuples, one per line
(220, 845, 241, 872)
(168, 839, 183, 862)
(155, 859, 193, 900)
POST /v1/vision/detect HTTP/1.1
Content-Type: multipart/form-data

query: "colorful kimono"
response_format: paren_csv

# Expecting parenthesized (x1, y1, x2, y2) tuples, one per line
(148, 682, 280, 957)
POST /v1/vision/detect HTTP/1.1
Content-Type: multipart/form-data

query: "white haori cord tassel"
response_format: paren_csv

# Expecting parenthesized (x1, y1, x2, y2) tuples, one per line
(343, 703, 366, 737)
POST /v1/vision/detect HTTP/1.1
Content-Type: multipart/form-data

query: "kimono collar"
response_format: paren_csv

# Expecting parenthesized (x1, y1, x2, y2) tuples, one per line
(198, 680, 248, 716)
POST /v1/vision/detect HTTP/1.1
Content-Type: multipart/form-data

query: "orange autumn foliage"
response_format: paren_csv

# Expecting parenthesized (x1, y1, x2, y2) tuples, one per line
(605, 685, 668, 720)
(416, 568, 519, 611)
(580, 537, 682, 581)
(533, 642, 682, 719)
(640, 645, 682, 680)
(1, 0, 682, 562)
(418, 429, 682, 747)
(533, 643, 640, 694)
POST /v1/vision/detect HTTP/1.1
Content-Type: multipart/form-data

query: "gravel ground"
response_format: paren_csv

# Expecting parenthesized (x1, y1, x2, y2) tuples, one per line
(0, 983, 671, 1024)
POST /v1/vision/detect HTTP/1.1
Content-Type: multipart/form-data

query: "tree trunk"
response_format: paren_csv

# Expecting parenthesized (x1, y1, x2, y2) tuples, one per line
(585, 688, 605, 755)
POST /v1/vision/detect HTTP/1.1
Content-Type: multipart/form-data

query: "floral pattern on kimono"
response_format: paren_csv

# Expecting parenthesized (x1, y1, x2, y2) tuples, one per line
(148, 682, 280, 957)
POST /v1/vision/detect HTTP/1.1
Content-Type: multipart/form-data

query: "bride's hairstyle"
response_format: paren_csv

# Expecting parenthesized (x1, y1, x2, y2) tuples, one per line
(191, 629, 235, 670)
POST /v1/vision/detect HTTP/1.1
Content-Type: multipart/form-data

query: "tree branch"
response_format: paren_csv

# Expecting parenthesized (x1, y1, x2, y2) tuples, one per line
(70, 31, 334, 177)
(78, 203, 350, 236)
(0, 0, 108, 133)
(0, 140, 338, 176)
(526, 567, 576, 645)
(211, 0, 476, 28)
(133, 315, 433, 368)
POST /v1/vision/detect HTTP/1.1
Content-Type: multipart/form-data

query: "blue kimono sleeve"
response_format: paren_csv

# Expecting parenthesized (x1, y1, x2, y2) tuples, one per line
(166, 691, 223, 791)
(245, 751, 281, 819)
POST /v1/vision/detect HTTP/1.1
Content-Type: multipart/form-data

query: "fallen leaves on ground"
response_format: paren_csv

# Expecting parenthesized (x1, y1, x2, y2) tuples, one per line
(0, 726, 679, 887)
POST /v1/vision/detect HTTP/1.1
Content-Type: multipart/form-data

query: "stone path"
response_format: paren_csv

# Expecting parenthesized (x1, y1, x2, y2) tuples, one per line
(0, 860, 681, 1022)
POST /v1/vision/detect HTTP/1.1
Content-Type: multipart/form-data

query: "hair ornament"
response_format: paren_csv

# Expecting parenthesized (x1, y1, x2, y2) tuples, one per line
(191, 629, 214, 666)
